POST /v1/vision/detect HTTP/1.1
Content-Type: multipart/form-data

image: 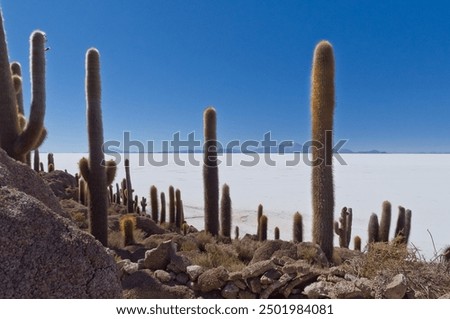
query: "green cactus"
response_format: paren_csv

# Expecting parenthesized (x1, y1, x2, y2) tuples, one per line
(169, 185, 175, 225)
(77, 48, 108, 246)
(379, 200, 391, 242)
(0, 13, 47, 163)
(220, 183, 232, 238)
(124, 159, 134, 214)
(105, 159, 117, 186)
(259, 215, 268, 241)
(311, 40, 335, 261)
(160, 192, 166, 224)
(293, 211, 303, 243)
(10, 62, 24, 115)
(274, 227, 280, 240)
(150, 185, 159, 223)
(203, 107, 219, 236)
(368, 213, 380, 243)
(78, 178, 87, 206)
(354, 236, 361, 251)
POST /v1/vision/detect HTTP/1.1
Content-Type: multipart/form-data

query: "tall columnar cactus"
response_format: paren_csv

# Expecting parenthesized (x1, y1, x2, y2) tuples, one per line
(293, 211, 303, 243)
(124, 159, 134, 214)
(169, 185, 176, 225)
(175, 188, 183, 229)
(203, 107, 219, 236)
(140, 196, 147, 214)
(235, 226, 239, 240)
(395, 206, 406, 239)
(79, 178, 86, 206)
(0, 12, 47, 163)
(78, 48, 108, 246)
(311, 40, 335, 261)
(259, 215, 268, 241)
(354, 236, 361, 251)
(160, 192, 166, 224)
(150, 185, 159, 223)
(257, 204, 263, 237)
(368, 213, 380, 244)
(274, 227, 280, 240)
(10, 62, 24, 115)
(404, 209, 412, 244)
(379, 200, 391, 242)
(220, 183, 232, 238)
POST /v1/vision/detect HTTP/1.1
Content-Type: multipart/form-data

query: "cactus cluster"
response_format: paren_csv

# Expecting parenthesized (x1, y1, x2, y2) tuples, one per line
(334, 207, 353, 248)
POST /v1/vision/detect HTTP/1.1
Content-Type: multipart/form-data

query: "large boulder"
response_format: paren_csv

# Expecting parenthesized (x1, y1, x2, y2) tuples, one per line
(0, 187, 122, 298)
(41, 170, 77, 200)
(0, 149, 67, 218)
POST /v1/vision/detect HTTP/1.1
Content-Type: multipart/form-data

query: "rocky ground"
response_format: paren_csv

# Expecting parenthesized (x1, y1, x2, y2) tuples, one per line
(1, 148, 449, 299)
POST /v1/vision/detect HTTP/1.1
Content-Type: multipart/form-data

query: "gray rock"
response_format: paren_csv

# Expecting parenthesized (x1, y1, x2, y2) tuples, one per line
(238, 290, 257, 299)
(167, 253, 191, 273)
(186, 265, 205, 281)
(282, 259, 312, 274)
(297, 242, 329, 266)
(354, 277, 374, 298)
(233, 279, 247, 290)
(281, 272, 321, 298)
(122, 270, 195, 298)
(228, 271, 243, 281)
(176, 273, 189, 285)
(154, 270, 172, 283)
(41, 170, 77, 200)
(221, 282, 239, 299)
(123, 260, 139, 275)
(143, 240, 174, 270)
(0, 149, 67, 217)
(250, 240, 297, 264)
(384, 274, 407, 299)
(249, 277, 262, 294)
(260, 268, 282, 285)
(331, 281, 364, 299)
(260, 273, 293, 299)
(304, 281, 333, 299)
(0, 187, 121, 298)
(241, 260, 275, 279)
(439, 293, 450, 299)
(197, 266, 228, 293)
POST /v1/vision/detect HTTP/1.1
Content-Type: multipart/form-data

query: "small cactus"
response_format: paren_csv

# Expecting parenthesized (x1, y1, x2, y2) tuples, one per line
(150, 185, 159, 223)
(368, 213, 380, 243)
(160, 192, 166, 224)
(334, 207, 349, 248)
(175, 189, 183, 229)
(220, 184, 232, 238)
(140, 196, 147, 213)
(235, 226, 239, 240)
(33, 149, 40, 172)
(169, 185, 175, 225)
(394, 206, 406, 240)
(274, 227, 280, 240)
(354, 236, 361, 251)
(259, 215, 268, 241)
(379, 200, 391, 242)
(257, 204, 263, 237)
(293, 212, 303, 243)
(120, 214, 136, 246)
(78, 178, 86, 206)
(124, 159, 133, 214)
(48, 152, 54, 172)
(404, 209, 412, 244)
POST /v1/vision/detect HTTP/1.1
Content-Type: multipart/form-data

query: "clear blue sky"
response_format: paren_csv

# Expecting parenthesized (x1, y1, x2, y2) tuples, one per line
(2, 0, 450, 153)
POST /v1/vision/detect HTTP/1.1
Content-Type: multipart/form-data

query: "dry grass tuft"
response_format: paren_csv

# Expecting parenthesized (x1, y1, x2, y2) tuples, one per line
(189, 243, 245, 272)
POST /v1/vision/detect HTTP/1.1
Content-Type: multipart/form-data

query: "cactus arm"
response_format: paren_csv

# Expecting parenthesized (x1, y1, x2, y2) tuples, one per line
(14, 31, 46, 157)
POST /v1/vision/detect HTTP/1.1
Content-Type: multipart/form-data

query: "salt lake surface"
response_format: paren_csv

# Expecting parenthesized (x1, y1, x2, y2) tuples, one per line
(53, 153, 450, 259)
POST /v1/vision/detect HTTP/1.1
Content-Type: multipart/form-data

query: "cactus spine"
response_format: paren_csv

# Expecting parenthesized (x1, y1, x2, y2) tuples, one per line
(220, 183, 232, 238)
(368, 213, 380, 243)
(0, 12, 47, 162)
(79, 48, 108, 246)
(150, 185, 159, 223)
(293, 212, 303, 243)
(203, 107, 219, 236)
(48, 152, 54, 172)
(311, 40, 335, 261)
(257, 204, 263, 237)
(395, 206, 406, 239)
